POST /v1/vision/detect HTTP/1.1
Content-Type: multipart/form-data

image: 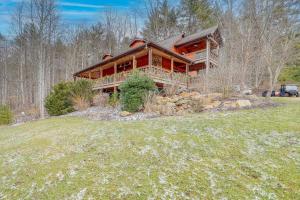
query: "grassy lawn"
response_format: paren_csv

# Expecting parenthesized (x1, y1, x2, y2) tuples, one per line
(0, 98, 299, 199)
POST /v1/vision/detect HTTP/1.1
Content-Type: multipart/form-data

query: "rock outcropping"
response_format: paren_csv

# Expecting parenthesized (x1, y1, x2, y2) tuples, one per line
(149, 92, 223, 115)
(145, 92, 255, 116)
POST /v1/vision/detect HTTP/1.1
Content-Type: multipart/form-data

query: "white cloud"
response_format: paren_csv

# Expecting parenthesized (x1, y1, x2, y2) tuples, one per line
(57, 1, 128, 9)
(58, 2, 106, 9)
(60, 10, 97, 16)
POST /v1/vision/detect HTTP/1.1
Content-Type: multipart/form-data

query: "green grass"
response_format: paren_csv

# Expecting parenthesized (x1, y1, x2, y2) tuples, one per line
(278, 65, 300, 84)
(0, 98, 299, 199)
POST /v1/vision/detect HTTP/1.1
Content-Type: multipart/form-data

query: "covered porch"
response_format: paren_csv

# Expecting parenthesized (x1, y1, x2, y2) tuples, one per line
(75, 46, 191, 91)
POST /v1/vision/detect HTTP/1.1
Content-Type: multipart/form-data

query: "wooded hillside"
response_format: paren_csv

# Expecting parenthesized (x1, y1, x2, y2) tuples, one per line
(0, 0, 299, 117)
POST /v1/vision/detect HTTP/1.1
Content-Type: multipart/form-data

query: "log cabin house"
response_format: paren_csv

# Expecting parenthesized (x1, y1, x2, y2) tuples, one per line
(73, 26, 222, 93)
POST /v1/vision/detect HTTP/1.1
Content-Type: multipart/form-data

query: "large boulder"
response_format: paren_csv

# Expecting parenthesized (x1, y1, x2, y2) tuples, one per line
(206, 93, 223, 100)
(175, 99, 191, 106)
(223, 101, 237, 109)
(120, 111, 132, 117)
(236, 100, 251, 108)
(190, 94, 205, 101)
(169, 95, 183, 103)
(189, 91, 201, 97)
(203, 100, 221, 110)
(179, 92, 192, 98)
(155, 96, 171, 105)
(160, 102, 176, 115)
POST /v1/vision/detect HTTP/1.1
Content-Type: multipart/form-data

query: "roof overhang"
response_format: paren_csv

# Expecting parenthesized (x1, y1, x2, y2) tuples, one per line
(73, 42, 192, 77)
(174, 26, 222, 47)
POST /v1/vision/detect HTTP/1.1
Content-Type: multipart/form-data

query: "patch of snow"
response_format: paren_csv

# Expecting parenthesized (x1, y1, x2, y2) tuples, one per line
(65, 106, 159, 121)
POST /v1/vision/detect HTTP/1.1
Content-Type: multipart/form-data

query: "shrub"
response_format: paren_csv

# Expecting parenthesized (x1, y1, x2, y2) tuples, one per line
(0, 105, 13, 125)
(71, 96, 90, 111)
(119, 72, 156, 112)
(108, 92, 119, 108)
(143, 91, 158, 113)
(92, 92, 109, 106)
(45, 82, 74, 116)
(70, 80, 95, 111)
(70, 80, 95, 103)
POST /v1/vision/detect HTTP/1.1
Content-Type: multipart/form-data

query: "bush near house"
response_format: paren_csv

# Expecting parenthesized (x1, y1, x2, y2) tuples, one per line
(119, 72, 156, 112)
(45, 82, 74, 116)
(45, 80, 96, 116)
(70, 80, 95, 111)
(0, 105, 13, 125)
(108, 92, 119, 108)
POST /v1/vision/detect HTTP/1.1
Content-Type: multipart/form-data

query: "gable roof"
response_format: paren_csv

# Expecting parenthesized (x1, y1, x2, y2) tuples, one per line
(175, 25, 219, 47)
(160, 34, 182, 50)
(74, 25, 221, 77)
(158, 25, 220, 49)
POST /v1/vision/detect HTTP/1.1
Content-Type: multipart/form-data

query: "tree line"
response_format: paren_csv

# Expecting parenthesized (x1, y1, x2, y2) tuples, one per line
(0, 0, 299, 117)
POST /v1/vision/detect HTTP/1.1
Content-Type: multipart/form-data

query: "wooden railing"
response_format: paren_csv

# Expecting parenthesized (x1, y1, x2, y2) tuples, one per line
(93, 65, 189, 89)
(210, 50, 218, 62)
(192, 49, 218, 62)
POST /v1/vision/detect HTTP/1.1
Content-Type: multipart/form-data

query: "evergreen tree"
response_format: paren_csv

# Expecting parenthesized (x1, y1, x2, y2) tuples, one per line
(179, 0, 216, 34)
(142, 0, 179, 41)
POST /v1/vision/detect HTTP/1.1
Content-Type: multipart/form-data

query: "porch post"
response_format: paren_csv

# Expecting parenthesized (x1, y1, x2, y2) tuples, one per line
(114, 62, 117, 82)
(186, 64, 189, 75)
(205, 38, 211, 92)
(171, 57, 174, 80)
(186, 64, 189, 88)
(133, 55, 136, 69)
(148, 48, 152, 66)
(216, 44, 220, 66)
(100, 68, 103, 78)
(113, 86, 117, 94)
(206, 38, 210, 75)
(89, 72, 92, 79)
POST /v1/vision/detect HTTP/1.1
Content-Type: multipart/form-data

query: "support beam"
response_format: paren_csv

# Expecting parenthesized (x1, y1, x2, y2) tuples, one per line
(171, 57, 174, 73)
(89, 72, 92, 79)
(186, 64, 189, 75)
(73, 76, 77, 81)
(113, 86, 117, 94)
(206, 38, 210, 75)
(186, 64, 189, 88)
(100, 68, 103, 78)
(208, 36, 218, 46)
(148, 48, 152, 66)
(114, 62, 117, 82)
(133, 55, 136, 69)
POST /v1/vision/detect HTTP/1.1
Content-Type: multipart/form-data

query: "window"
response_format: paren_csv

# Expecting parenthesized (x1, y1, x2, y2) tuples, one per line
(152, 55, 162, 67)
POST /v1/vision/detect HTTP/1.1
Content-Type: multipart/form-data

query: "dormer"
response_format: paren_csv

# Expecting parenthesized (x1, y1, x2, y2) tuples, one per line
(102, 53, 113, 61)
(129, 38, 146, 48)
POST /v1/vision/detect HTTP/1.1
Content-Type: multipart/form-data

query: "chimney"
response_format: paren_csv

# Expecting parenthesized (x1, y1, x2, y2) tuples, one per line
(102, 53, 113, 61)
(129, 38, 146, 48)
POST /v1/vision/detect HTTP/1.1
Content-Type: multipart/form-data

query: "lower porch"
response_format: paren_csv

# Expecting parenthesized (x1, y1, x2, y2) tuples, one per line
(92, 65, 189, 91)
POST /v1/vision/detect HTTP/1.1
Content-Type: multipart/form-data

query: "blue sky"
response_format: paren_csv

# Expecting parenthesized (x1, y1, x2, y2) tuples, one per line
(0, 0, 153, 37)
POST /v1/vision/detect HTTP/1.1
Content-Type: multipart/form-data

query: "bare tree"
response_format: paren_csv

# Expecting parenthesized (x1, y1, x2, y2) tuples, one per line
(0, 37, 9, 105)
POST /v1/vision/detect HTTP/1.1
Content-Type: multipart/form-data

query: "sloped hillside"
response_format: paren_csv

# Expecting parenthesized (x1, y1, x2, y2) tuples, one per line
(279, 65, 300, 84)
(0, 98, 299, 199)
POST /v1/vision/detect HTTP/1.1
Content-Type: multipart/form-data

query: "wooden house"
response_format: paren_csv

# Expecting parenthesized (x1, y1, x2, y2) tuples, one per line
(73, 26, 222, 93)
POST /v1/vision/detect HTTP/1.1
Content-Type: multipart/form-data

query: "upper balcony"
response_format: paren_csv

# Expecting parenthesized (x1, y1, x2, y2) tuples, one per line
(184, 49, 218, 66)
